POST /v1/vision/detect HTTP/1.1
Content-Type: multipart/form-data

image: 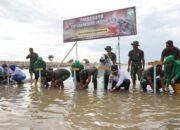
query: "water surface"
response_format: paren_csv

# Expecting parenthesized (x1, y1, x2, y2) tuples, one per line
(0, 68, 180, 130)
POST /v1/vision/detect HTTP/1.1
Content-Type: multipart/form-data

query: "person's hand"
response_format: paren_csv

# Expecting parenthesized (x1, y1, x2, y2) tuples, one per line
(109, 86, 118, 92)
(127, 67, 130, 72)
(163, 84, 170, 93)
(171, 79, 175, 84)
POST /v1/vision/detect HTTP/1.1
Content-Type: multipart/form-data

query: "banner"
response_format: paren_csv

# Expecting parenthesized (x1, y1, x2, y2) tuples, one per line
(63, 7, 136, 42)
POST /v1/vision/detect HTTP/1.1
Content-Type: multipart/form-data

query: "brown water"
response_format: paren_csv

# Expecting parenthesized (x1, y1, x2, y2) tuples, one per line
(0, 69, 180, 130)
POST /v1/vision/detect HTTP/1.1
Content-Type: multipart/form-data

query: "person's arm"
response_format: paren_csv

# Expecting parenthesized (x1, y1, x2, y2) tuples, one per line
(113, 53, 117, 65)
(141, 51, 145, 71)
(82, 76, 91, 89)
(116, 71, 126, 87)
(160, 49, 165, 62)
(146, 68, 153, 90)
(127, 57, 131, 72)
(147, 76, 153, 90)
(142, 58, 145, 71)
(160, 56, 164, 62)
(26, 54, 30, 59)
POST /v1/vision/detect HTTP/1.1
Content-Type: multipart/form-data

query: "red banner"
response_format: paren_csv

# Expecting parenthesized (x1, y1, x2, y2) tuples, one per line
(63, 7, 136, 43)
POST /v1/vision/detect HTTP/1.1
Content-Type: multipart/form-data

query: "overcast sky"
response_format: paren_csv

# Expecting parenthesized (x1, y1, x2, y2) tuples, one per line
(0, 0, 179, 63)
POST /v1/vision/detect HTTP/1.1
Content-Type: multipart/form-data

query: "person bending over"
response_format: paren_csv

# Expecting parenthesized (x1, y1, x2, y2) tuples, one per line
(140, 64, 165, 92)
(51, 69, 70, 88)
(108, 65, 130, 92)
(9, 64, 26, 84)
(164, 55, 180, 92)
(78, 66, 98, 90)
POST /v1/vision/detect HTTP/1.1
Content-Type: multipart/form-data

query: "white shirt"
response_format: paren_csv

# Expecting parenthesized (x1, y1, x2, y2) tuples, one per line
(10, 67, 25, 80)
(108, 70, 129, 90)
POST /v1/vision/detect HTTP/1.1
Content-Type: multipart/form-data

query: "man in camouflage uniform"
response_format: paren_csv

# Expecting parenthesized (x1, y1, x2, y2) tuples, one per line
(26, 48, 38, 81)
(128, 41, 145, 88)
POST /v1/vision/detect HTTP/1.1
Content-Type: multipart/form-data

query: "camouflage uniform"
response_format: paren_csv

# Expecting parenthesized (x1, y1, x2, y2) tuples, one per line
(128, 49, 144, 81)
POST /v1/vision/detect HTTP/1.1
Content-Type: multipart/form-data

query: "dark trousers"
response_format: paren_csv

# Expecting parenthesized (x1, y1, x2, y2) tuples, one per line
(104, 74, 109, 90)
(112, 79, 130, 91)
(141, 78, 162, 92)
(92, 78, 97, 89)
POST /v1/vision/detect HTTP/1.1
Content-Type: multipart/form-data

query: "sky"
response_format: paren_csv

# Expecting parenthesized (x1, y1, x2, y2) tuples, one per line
(0, 0, 180, 64)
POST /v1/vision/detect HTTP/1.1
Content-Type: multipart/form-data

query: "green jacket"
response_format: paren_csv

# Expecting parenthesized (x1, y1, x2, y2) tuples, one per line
(71, 60, 84, 77)
(33, 57, 46, 74)
(164, 55, 180, 85)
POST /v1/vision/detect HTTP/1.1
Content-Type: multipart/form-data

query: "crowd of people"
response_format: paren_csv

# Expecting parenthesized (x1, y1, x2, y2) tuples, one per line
(0, 40, 179, 93)
(71, 40, 180, 93)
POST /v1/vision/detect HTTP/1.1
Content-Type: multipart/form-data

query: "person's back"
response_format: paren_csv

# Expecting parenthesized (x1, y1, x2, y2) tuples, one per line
(85, 66, 97, 76)
(164, 55, 180, 86)
(51, 69, 70, 88)
(143, 66, 164, 80)
(9, 64, 26, 84)
(53, 69, 70, 80)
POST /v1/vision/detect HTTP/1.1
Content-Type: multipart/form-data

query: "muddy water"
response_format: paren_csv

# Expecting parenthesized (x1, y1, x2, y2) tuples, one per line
(0, 69, 180, 130)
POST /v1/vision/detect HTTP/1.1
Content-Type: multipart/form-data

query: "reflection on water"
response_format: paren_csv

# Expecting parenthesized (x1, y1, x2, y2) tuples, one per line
(0, 69, 180, 130)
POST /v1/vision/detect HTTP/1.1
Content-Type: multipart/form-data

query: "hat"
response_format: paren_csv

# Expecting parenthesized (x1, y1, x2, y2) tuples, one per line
(10, 64, 16, 71)
(105, 46, 112, 50)
(131, 41, 140, 46)
(111, 65, 118, 72)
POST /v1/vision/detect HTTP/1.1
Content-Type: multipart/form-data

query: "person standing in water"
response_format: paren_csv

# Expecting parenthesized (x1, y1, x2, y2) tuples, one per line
(26, 48, 38, 81)
(127, 41, 145, 88)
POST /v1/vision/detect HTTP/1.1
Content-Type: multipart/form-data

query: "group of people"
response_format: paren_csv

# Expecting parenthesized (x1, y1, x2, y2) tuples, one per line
(26, 48, 71, 88)
(0, 48, 71, 88)
(123, 40, 179, 92)
(0, 64, 26, 84)
(0, 40, 179, 93)
(71, 40, 179, 93)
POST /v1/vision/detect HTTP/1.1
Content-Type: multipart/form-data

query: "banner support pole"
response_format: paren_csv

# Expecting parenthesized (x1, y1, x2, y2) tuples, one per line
(59, 42, 77, 67)
(76, 41, 78, 60)
(118, 36, 121, 68)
